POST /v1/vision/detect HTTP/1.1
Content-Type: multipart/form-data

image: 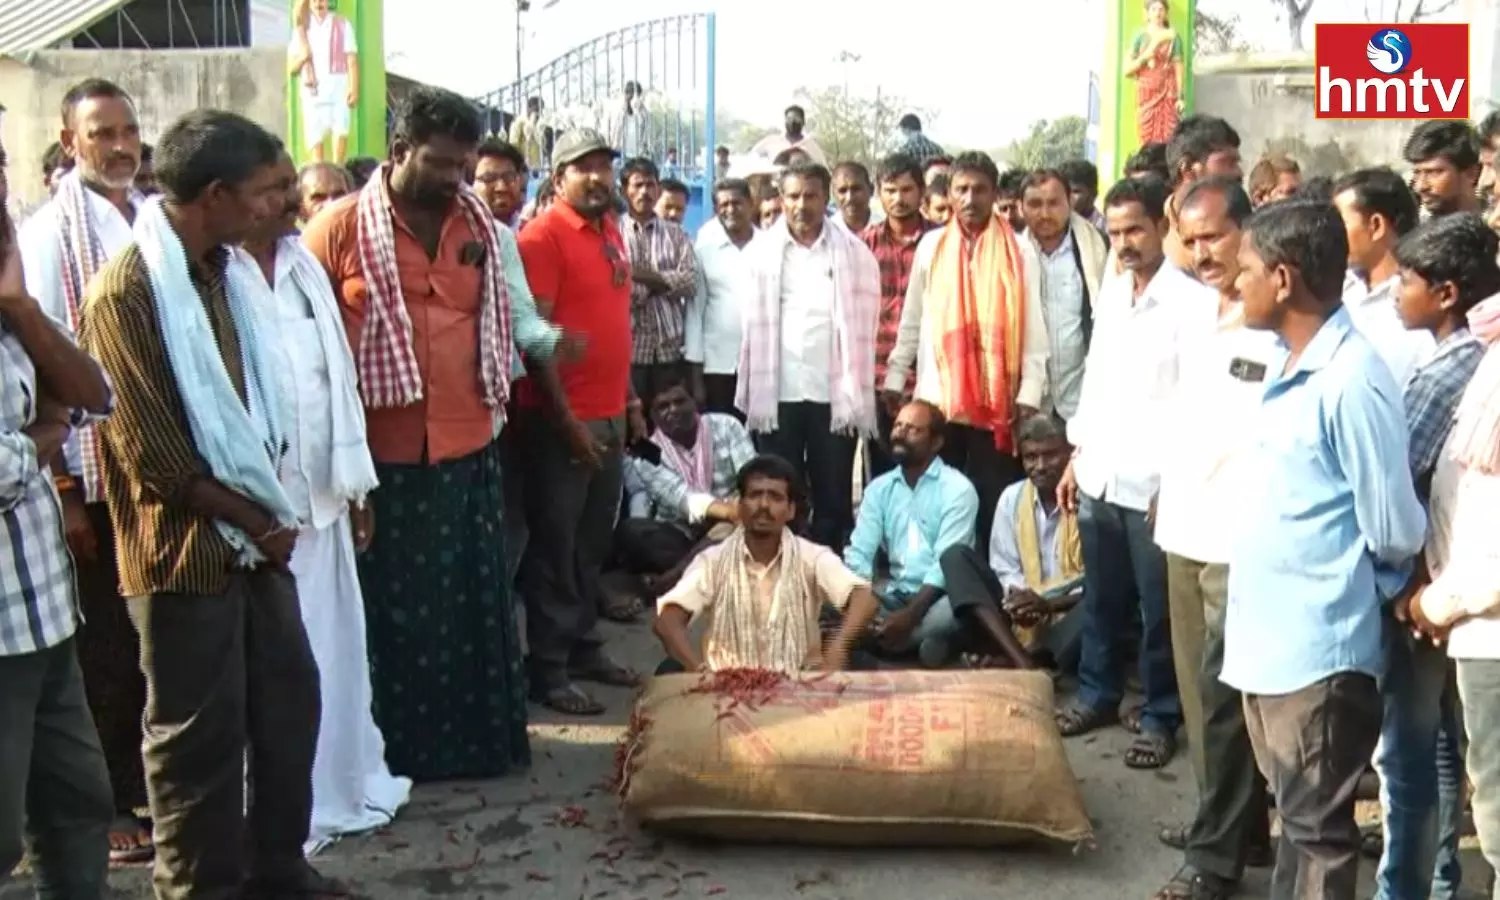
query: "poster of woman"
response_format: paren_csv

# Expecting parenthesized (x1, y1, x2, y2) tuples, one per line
(1126, 0, 1185, 145)
(1097, 0, 1196, 182)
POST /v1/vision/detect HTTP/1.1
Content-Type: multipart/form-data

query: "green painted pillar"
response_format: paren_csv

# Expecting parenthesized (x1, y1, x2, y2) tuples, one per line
(1099, 0, 1197, 183)
(286, 0, 388, 167)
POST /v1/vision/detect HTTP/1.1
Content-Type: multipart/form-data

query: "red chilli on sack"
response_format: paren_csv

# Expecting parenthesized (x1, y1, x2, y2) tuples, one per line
(687, 668, 791, 714)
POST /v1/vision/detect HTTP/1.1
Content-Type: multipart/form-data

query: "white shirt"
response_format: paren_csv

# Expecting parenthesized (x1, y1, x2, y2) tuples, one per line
(1424, 447, 1500, 660)
(301, 12, 356, 94)
(19, 188, 139, 491)
(254, 247, 346, 530)
(778, 230, 835, 403)
(884, 228, 1050, 414)
(1036, 231, 1089, 420)
(686, 227, 753, 375)
(1068, 261, 1214, 512)
(1343, 271, 1434, 387)
(989, 480, 1063, 591)
(20, 189, 138, 330)
(1153, 303, 1281, 563)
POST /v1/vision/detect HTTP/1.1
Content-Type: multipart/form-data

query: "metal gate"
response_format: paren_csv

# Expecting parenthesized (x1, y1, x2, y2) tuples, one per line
(474, 12, 719, 229)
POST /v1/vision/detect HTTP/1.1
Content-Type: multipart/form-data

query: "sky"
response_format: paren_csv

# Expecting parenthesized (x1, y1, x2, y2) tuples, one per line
(381, 0, 1470, 151)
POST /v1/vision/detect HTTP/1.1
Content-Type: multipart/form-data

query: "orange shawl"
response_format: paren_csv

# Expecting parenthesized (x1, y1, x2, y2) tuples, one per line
(927, 213, 1027, 450)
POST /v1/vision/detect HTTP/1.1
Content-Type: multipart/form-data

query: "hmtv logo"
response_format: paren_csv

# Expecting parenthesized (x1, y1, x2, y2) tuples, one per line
(1315, 23, 1469, 119)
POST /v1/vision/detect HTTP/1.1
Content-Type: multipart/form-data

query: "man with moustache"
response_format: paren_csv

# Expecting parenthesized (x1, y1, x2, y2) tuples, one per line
(472, 138, 528, 229)
(304, 87, 578, 774)
(620, 157, 696, 416)
(833, 162, 875, 233)
(1226, 201, 1425, 899)
(516, 129, 647, 716)
(17, 77, 152, 863)
(844, 400, 978, 667)
(1162, 116, 1242, 271)
(884, 151, 1047, 549)
(239, 149, 410, 851)
(1404, 121, 1483, 219)
(1018, 168, 1108, 425)
(1055, 175, 1204, 771)
(738, 159, 881, 549)
(687, 178, 757, 417)
(297, 161, 351, 223)
(862, 153, 936, 476)
(1150, 177, 1276, 900)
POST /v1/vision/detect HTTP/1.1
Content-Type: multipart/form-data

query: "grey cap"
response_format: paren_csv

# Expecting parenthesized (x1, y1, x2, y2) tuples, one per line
(551, 128, 618, 169)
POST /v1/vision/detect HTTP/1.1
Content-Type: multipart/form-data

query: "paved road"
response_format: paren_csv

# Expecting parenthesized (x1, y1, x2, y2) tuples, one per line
(4, 618, 1493, 899)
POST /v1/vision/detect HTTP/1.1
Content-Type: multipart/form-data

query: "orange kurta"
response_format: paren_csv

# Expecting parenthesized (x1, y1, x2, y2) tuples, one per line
(302, 195, 492, 465)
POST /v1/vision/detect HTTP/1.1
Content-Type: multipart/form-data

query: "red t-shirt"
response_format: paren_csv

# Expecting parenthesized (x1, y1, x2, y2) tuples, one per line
(516, 202, 633, 420)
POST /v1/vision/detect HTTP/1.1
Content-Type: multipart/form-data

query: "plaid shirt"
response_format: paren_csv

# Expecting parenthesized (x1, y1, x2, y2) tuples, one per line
(1, 320, 112, 656)
(623, 215, 697, 365)
(1405, 327, 1486, 495)
(891, 131, 946, 164)
(861, 218, 936, 394)
(622, 412, 755, 525)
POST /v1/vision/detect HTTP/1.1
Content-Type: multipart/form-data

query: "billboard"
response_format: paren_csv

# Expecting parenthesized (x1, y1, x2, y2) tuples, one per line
(1098, 0, 1197, 182)
(285, 0, 387, 166)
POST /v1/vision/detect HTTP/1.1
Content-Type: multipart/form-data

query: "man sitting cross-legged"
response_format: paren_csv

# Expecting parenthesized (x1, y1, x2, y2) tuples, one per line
(618, 369, 756, 597)
(940, 413, 1084, 671)
(652, 455, 880, 674)
(844, 400, 979, 668)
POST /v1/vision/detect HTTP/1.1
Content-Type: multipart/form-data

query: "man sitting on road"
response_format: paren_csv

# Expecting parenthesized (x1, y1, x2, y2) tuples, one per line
(940, 414, 1085, 672)
(652, 455, 879, 674)
(844, 400, 979, 668)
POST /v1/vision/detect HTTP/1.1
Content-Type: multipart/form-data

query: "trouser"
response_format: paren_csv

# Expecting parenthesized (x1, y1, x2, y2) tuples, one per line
(1374, 617, 1466, 900)
(867, 393, 897, 479)
(755, 401, 856, 549)
(1456, 659, 1500, 900)
(613, 518, 698, 575)
(128, 568, 321, 900)
(1244, 672, 1382, 900)
(938, 423, 1024, 550)
(873, 582, 958, 667)
(939, 544, 1083, 673)
(500, 403, 529, 593)
(516, 411, 625, 692)
(1169, 555, 1271, 882)
(74, 501, 147, 817)
(702, 373, 741, 422)
(0, 638, 113, 900)
(1076, 493, 1179, 735)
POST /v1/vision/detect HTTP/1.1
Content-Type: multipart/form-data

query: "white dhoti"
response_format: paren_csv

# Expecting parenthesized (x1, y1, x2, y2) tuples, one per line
(291, 514, 412, 854)
(302, 77, 351, 150)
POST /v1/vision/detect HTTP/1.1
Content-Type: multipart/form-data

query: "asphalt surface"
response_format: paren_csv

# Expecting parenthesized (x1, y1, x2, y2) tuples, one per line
(3, 617, 1494, 899)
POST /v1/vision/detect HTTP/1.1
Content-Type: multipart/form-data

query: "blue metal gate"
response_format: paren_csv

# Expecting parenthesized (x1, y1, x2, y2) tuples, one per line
(474, 12, 719, 232)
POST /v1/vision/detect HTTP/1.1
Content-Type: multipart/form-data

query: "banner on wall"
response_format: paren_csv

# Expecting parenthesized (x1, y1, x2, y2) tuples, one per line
(1098, 0, 1196, 183)
(285, 0, 387, 167)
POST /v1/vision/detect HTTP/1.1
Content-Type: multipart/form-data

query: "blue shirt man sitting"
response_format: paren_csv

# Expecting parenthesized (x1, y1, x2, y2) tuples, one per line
(844, 400, 979, 667)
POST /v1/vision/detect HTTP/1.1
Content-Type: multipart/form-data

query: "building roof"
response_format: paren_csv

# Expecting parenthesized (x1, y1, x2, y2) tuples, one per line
(0, 0, 133, 58)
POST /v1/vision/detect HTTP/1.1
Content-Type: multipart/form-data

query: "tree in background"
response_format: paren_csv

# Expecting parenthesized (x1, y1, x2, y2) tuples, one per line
(1197, 10, 1251, 53)
(1002, 116, 1088, 170)
(1270, 0, 1458, 51)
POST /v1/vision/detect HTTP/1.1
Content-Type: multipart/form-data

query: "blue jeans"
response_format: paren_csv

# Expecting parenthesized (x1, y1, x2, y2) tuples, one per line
(875, 584, 959, 667)
(1374, 620, 1466, 900)
(1457, 659, 1500, 900)
(1075, 493, 1179, 734)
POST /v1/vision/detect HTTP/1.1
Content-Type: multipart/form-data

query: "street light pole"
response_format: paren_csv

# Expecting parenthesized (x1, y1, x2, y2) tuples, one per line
(833, 49, 861, 97)
(516, 0, 530, 111)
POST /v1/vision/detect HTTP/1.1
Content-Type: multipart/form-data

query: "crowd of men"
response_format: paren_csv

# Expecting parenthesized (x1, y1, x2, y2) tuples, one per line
(3, 72, 1500, 900)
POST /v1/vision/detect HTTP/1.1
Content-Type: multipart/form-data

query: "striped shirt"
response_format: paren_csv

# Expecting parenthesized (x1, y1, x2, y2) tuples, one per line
(1, 318, 113, 656)
(623, 214, 697, 365)
(79, 245, 246, 598)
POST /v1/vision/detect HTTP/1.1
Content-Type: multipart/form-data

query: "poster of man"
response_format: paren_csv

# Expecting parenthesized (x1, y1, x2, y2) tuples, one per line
(289, 0, 360, 162)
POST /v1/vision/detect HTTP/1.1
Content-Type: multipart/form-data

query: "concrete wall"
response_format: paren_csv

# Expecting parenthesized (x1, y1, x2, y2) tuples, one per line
(1, 48, 287, 216)
(1196, 52, 1414, 178)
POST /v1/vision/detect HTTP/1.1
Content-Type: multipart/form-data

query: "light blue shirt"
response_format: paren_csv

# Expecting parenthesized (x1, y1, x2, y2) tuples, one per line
(844, 456, 979, 596)
(497, 223, 560, 380)
(1222, 306, 1426, 696)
